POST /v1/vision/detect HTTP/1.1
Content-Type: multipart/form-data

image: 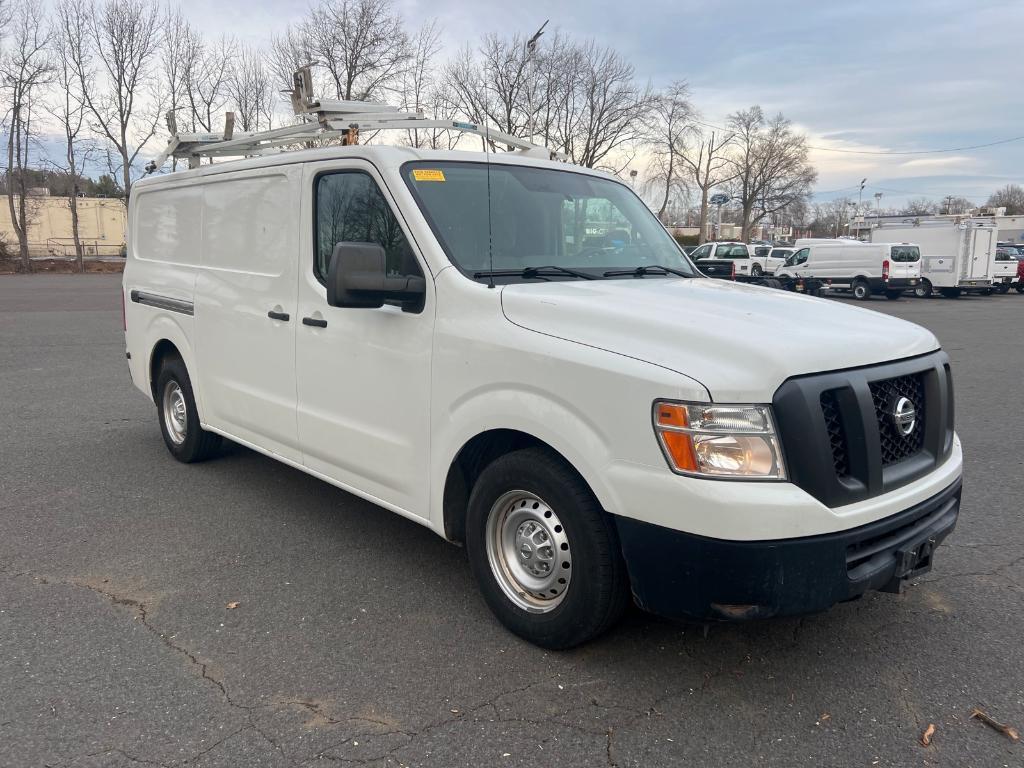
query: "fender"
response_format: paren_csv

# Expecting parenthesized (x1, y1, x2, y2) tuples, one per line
(141, 313, 208, 422)
(431, 384, 626, 532)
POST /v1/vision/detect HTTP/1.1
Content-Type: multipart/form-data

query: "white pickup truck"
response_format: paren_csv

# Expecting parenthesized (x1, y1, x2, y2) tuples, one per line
(690, 241, 788, 278)
(123, 122, 963, 649)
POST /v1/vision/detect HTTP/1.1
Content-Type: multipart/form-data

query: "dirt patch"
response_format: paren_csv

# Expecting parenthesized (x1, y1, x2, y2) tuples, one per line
(0, 258, 125, 275)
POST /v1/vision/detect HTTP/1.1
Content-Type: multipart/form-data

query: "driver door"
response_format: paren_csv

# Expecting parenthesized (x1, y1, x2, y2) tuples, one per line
(294, 162, 434, 519)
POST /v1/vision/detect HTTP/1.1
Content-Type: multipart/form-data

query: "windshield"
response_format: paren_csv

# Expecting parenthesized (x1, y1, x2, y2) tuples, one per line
(402, 161, 696, 281)
(890, 245, 921, 262)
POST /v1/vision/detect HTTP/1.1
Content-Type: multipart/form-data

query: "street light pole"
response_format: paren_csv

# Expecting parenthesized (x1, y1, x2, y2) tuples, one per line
(524, 21, 549, 143)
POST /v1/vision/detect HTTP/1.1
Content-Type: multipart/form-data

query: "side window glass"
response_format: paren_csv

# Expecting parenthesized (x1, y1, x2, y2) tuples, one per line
(692, 244, 711, 259)
(315, 172, 420, 283)
(791, 248, 809, 265)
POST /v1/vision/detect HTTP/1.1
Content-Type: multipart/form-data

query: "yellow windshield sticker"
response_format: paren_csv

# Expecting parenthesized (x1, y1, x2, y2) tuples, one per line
(412, 169, 446, 182)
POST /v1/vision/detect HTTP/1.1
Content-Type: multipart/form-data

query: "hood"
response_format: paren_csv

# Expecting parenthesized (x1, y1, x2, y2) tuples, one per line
(500, 278, 939, 401)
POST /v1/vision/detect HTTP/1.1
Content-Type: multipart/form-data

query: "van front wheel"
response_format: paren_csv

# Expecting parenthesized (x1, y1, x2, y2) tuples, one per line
(155, 356, 222, 463)
(466, 447, 629, 649)
(852, 279, 871, 300)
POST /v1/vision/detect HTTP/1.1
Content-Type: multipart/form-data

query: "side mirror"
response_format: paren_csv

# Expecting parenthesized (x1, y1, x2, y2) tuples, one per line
(326, 242, 426, 312)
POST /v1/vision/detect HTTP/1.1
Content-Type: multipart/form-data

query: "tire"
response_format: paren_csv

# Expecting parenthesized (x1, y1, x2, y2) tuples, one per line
(155, 355, 222, 463)
(852, 279, 871, 300)
(465, 446, 630, 649)
(885, 289, 903, 300)
(1016, 284, 1024, 294)
(939, 288, 961, 299)
(913, 280, 932, 299)
(765, 278, 783, 290)
(750, 264, 763, 277)
(995, 283, 1010, 295)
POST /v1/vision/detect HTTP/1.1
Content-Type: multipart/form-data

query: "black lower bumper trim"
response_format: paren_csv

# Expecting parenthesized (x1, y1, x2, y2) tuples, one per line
(614, 479, 961, 621)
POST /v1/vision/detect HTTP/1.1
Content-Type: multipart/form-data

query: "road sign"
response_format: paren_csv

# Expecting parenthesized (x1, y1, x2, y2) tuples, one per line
(710, 193, 729, 205)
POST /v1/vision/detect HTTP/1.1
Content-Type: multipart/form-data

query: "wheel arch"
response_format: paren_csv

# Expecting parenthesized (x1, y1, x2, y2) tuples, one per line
(441, 428, 608, 545)
(142, 318, 206, 421)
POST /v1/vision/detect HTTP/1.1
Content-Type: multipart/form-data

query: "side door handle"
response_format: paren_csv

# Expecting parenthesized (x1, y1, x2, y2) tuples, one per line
(267, 310, 290, 321)
(302, 317, 328, 328)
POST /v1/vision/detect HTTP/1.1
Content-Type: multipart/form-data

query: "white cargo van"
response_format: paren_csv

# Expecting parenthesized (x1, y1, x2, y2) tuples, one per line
(775, 239, 921, 300)
(122, 79, 962, 648)
(869, 219, 996, 298)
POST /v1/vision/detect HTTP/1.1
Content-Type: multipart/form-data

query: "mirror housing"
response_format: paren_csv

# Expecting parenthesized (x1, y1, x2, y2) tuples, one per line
(326, 242, 426, 312)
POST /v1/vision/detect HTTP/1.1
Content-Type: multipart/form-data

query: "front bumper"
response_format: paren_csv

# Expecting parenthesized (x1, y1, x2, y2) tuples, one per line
(615, 478, 961, 621)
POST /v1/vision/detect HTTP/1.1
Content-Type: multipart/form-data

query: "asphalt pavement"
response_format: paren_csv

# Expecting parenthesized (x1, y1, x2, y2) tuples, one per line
(1, 274, 1022, 767)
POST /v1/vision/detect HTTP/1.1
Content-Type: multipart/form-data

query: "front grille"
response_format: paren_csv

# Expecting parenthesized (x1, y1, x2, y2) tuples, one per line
(776, 350, 953, 508)
(869, 374, 926, 466)
(820, 391, 849, 477)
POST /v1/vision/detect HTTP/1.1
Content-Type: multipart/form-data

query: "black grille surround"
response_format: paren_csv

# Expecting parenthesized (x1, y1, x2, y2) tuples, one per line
(773, 351, 954, 508)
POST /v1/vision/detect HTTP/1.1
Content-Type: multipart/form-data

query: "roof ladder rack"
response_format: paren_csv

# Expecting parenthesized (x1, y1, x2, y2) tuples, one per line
(146, 65, 563, 174)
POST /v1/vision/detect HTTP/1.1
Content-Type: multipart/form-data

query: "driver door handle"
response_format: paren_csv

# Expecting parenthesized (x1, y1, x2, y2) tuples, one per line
(302, 317, 328, 328)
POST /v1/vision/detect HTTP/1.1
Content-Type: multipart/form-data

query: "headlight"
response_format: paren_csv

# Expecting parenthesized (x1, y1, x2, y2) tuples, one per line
(652, 401, 786, 480)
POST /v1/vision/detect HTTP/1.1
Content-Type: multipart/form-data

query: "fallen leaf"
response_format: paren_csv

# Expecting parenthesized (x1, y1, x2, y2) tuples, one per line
(920, 723, 936, 747)
(226, 601, 240, 610)
(820, 713, 831, 722)
(970, 708, 1021, 741)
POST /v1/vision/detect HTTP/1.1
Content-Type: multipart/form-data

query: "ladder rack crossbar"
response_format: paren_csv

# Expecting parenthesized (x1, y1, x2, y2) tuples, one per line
(147, 66, 564, 172)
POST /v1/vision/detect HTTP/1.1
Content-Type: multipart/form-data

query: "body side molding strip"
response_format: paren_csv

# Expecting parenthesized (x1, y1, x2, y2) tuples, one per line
(129, 289, 195, 316)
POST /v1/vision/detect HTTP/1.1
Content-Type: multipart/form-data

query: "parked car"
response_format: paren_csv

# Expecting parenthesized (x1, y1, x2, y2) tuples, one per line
(123, 144, 962, 648)
(690, 241, 787, 277)
(775, 239, 921, 300)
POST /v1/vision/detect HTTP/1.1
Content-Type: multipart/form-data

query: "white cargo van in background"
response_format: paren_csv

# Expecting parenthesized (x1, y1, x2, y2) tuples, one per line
(869, 219, 996, 298)
(775, 239, 921, 300)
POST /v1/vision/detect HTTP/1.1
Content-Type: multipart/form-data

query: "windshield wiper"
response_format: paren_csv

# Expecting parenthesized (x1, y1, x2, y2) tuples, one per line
(473, 265, 597, 281)
(602, 265, 693, 278)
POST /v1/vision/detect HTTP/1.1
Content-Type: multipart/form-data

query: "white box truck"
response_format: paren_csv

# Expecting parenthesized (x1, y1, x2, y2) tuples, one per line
(870, 219, 996, 298)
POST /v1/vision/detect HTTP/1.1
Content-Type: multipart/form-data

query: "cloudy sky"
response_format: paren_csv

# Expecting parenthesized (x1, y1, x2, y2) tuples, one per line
(171, 0, 1024, 206)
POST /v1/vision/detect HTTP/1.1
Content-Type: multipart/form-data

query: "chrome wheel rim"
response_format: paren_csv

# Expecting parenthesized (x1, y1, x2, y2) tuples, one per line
(485, 490, 572, 613)
(162, 380, 187, 445)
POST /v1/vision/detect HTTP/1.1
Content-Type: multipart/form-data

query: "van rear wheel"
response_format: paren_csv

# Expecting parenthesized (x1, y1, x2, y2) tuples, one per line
(465, 447, 629, 649)
(852, 279, 871, 300)
(156, 356, 222, 463)
(913, 280, 932, 298)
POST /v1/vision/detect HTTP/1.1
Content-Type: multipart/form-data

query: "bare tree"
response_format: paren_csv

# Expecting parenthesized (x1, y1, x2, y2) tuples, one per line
(284, 0, 409, 102)
(676, 127, 736, 243)
(985, 184, 1024, 215)
(64, 0, 163, 201)
(901, 197, 939, 216)
(809, 197, 853, 237)
(50, 2, 94, 271)
(227, 44, 275, 132)
(646, 80, 694, 221)
(160, 5, 189, 163)
(553, 40, 656, 169)
(1, 0, 51, 271)
(397, 19, 441, 148)
(727, 106, 817, 241)
(182, 30, 237, 132)
(942, 195, 973, 215)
